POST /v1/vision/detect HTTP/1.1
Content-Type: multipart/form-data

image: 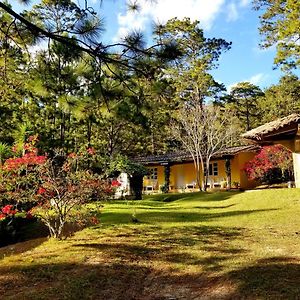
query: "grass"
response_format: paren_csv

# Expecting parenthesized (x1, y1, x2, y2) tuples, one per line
(1, 189, 300, 299)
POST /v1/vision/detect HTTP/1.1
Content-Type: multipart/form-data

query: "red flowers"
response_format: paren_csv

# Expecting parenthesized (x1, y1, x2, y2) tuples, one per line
(67, 147, 96, 158)
(87, 147, 96, 155)
(37, 187, 47, 195)
(3, 152, 46, 171)
(90, 216, 99, 225)
(2, 134, 46, 171)
(244, 145, 293, 182)
(26, 211, 33, 219)
(68, 152, 77, 158)
(0, 205, 17, 220)
(2, 205, 16, 215)
(0, 206, 34, 221)
(111, 180, 121, 187)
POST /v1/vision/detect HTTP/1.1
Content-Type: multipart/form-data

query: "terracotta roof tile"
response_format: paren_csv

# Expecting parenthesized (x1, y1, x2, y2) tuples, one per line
(242, 114, 300, 140)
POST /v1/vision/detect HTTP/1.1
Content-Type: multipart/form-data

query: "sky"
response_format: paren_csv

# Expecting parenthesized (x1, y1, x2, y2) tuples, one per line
(11, 0, 295, 92)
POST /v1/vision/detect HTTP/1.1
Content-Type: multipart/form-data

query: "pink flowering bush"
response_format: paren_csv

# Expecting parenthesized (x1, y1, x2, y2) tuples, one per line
(244, 145, 294, 184)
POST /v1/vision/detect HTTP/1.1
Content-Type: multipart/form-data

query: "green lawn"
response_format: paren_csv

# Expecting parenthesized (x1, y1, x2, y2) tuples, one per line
(1, 189, 300, 299)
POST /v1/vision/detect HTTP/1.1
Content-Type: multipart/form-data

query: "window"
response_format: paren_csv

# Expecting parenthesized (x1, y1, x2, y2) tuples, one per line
(212, 162, 218, 176)
(204, 162, 218, 176)
(146, 168, 158, 180)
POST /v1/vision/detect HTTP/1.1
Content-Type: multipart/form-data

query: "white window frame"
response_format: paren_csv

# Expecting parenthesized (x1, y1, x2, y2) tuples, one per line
(204, 162, 218, 176)
(146, 167, 158, 180)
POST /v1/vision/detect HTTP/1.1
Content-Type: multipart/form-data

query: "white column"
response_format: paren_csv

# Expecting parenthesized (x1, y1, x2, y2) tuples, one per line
(293, 136, 300, 188)
(293, 152, 300, 188)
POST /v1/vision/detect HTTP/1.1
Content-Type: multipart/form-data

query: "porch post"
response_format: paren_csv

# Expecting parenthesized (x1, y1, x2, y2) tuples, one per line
(163, 163, 171, 193)
(293, 135, 300, 188)
(225, 157, 232, 190)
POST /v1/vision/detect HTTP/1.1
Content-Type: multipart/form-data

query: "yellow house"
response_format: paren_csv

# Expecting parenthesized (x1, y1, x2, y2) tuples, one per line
(242, 113, 300, 187)
(135, 145, 259, 193)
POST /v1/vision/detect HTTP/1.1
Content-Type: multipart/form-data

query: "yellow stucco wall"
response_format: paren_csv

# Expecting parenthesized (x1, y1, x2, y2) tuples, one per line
(234, 152, 257, 189)
(264, 139, 295, 152)
(143, 151, 258, 192)
(171, 163, 196, 189)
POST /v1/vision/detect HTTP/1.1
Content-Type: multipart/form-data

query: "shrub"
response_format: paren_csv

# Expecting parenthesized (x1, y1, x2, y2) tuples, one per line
(244, 145, 294, 184)
(0, 136, 115, 239)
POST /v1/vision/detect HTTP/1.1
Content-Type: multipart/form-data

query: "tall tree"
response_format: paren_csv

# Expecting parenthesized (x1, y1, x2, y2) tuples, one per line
(223, 82, 264, 131)
(254, 0, 300, 70)
(0, 0, 175, 78)
(259, 74, 300, 122)
(0, 8, 33, 144)
(154, 17, 231, 107)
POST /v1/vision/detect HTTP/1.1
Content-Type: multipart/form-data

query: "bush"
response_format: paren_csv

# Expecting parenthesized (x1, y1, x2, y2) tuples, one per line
(0, 136, 115, 239)
(244, 145, 294, 184)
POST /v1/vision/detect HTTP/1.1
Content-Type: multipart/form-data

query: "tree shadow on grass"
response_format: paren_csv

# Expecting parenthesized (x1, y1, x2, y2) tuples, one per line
(0, 220, 94, 258)
(0, 237, 47, 260)
(0, 220, 49, 259)
(145, 191, 242, 203)
(73, 224, 246, 275)
(0, 223, 244, 300)
(2, 219, 299, 300)
(0, 261, 206, 300)
(224, 256, 300, 299)
(3, 256, 300, 299)
(103, 208, 279, 225)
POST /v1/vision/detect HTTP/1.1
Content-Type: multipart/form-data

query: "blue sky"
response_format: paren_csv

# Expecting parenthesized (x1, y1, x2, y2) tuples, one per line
(12, 0, 295, 91)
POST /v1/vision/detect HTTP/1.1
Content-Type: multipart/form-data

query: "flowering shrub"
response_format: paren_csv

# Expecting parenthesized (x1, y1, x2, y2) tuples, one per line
(0, 137, 116, 239)
(3, 152, 46, 171)
(0, 205, 32, 221)
(31, 153, 117, 238)
(0, 136, 46, 204)
(244, 145, 294, 184)
(0, 205, 17, 219)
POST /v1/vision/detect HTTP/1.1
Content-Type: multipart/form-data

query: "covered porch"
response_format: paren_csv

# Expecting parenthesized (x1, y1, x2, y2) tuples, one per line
(135, 145, 259, 193)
